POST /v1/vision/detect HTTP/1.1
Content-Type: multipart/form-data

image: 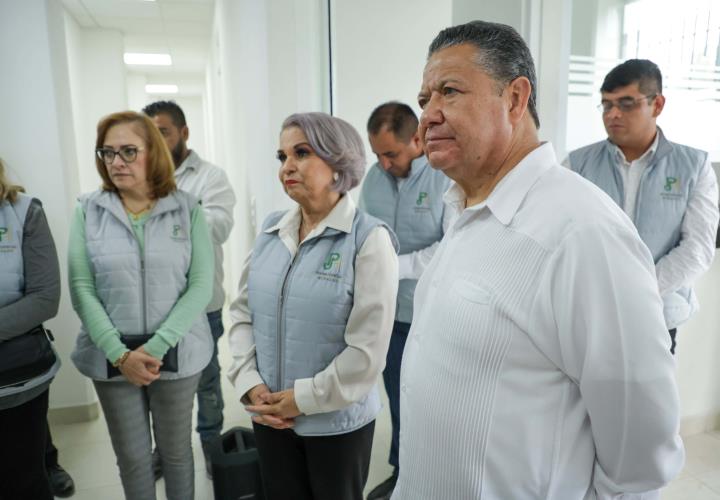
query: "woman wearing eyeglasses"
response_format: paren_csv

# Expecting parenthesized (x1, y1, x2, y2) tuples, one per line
(69, 111, 213, 500)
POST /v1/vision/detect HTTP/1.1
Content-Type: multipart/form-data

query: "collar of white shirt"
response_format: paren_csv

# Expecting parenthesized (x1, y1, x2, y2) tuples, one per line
(609, 130, 660, 166)
(264, 193, 356, 246)
(176, 150, 201, 176)
(443, 142, 557, 227)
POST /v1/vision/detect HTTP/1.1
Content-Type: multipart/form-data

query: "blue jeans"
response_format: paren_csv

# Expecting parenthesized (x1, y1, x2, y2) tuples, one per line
(196, 309, 225, 442)
(382, 320, 411, 470)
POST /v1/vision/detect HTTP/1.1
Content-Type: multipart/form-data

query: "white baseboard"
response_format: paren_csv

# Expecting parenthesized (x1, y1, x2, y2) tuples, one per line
(48, 401, 100, 425)
(680, 412, 720, 437)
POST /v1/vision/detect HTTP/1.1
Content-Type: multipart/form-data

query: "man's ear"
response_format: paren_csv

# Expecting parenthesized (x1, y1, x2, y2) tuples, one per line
(507, 76, 532, 126)
(652, 94, 666, 118)
(181, 125, 189, 142)
(410, 130, 423, 155)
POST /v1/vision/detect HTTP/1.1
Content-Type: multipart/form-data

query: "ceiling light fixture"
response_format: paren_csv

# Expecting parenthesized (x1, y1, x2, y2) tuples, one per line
(124, 53, 172, 66)
(145, 84, 179, 94)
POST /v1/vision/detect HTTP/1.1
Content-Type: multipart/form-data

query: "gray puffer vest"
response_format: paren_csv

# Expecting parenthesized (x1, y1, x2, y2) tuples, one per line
(71, 190, 212, 380)
(569, 129, 708, 328)
(249, 209, 398, 436)
(359, 155, 450, 323)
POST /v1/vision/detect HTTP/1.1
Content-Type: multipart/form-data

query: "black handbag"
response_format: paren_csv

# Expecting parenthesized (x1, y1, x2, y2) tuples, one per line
(106, 334, 179, 378)
(0, 325, 56, 389)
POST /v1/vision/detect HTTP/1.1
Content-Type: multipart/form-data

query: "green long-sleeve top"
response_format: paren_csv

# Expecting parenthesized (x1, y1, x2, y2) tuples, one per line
(68, 201, 214, 363)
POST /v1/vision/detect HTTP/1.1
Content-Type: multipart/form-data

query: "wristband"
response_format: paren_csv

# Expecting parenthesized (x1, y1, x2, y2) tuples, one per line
(113, 350, 131, 368)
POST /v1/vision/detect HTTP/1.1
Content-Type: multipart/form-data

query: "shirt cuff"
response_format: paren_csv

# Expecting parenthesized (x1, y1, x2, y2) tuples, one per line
(398, 254, 413, 281)
(105, 343, 130, 365)
(294, 377, 322, 415)
(144, 334, 170, 359)
(234, 370, 265, 404)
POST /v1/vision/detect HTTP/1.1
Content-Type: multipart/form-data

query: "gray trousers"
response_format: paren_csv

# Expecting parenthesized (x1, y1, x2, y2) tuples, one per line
(94, 373, 201, 500)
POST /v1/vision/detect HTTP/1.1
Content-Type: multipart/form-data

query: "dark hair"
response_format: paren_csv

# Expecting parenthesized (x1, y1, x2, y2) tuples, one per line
(601, 59, 662, 96)
(95, 111, 176, 199)
(142, 100, 187, 128)
(281, 112, 365, 194)
(367, 102, 419, 143)
(428, 20, 540, 129)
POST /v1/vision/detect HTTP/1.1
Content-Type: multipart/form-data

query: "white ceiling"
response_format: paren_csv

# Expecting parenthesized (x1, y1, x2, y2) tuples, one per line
(61, 0, 214, 76)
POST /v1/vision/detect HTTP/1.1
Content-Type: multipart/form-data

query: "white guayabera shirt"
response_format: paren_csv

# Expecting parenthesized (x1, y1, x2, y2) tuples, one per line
(394, 143, 684, 500)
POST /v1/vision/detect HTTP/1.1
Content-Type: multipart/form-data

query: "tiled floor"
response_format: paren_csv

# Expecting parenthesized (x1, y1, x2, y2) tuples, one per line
(49, 341, 720, 499)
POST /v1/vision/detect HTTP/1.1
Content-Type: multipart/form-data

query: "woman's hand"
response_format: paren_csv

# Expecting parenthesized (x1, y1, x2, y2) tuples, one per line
(244, 384, 296, 429)
(246, 389, 302, 427)
(119, 349, 162, 386)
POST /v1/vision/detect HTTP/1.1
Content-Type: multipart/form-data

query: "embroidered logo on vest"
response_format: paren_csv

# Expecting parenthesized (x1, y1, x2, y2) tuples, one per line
(661, 176, 683, 199)
(171, 224, 186, 239)
(317, 252, 342, 281)
(414, 191, 431, 213)
(0, 226, 15, 253)
(323, 252, 341, 271)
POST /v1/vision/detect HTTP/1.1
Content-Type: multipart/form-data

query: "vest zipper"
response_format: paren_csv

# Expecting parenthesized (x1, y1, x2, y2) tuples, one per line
(633, 165, 653, 224)
(140, 226, 148, 335)
(393, 181, 400, 233)
(277, 248, 301, 392)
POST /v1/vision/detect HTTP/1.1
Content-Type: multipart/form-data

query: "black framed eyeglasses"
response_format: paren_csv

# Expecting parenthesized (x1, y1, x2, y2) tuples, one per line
(95, 146, 144, 165)
(597, 94, 657, 113)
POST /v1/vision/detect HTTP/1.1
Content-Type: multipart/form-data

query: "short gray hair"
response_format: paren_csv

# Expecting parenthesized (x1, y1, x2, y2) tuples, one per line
(428, 20, 540, 129)
(281, 112, 365, 194)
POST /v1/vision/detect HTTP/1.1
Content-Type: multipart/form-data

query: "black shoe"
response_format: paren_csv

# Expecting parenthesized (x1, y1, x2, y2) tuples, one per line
(201, 440, 213, 480)
(366, 472, 398, 500)
(152, 447, 163, 481)
(47, 463, 75, 498)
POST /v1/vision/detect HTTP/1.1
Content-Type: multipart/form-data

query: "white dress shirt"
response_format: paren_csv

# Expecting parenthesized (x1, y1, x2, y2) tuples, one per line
(612, 132, 659, 221)
(175, 150, 236, 312)
(394, 143, 684, 500)
(227, 194, 399, 414)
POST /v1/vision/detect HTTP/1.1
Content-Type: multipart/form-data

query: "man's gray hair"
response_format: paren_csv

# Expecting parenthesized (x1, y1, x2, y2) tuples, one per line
(281, 112, 365, 194)
(428, 20, 540, 129)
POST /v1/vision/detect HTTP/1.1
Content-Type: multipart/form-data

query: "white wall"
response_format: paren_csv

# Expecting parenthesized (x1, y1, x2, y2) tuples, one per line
(453, 0, 524, 31)
(451, 0, 572, 157)
(175, 95, 207, 160)
(64, 23, 128, 193)
(331, 0, 453, 168)
(677, 257, 720, 432)
(0, 0, 95, 411)
(126, 73, 148, 113)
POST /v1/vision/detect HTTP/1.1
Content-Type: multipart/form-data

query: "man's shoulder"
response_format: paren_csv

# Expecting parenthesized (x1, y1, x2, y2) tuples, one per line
(567, 140, 607, 163)
(663, 138, 708, 164)
(189, 153, 224, 175)
(361, 163, 391, 189)
(519, 165, 635, 249)
(417, 159, 451, 187)
(177, 153, 229, 188)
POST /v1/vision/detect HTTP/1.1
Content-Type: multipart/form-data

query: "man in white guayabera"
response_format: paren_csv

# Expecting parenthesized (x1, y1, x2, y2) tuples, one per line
(392, 20, 685, 500)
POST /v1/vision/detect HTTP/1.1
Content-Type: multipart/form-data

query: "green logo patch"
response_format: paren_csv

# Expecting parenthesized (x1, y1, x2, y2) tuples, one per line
(0, 227, 7, 242)
(664, 176, 678, 192)
(171, 224, 187, 239)
(416, 192, 428, 206)
(323, 252, 341, 271)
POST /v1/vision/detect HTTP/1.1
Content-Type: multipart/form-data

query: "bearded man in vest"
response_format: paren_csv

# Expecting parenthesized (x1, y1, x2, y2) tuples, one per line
(566, 59, 719, 354)
(359, 102, 451, 500)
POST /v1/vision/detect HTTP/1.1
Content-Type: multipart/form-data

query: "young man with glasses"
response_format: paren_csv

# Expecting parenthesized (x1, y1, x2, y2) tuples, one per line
(565, 59, 719, 354)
